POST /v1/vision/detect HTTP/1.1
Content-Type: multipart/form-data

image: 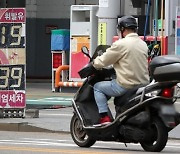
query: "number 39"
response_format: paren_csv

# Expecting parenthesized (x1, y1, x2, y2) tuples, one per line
(0, 67, 22, 88)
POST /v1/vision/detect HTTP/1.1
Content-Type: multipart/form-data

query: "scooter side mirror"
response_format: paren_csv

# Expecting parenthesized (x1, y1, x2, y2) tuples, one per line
(81, 46, 91, 59)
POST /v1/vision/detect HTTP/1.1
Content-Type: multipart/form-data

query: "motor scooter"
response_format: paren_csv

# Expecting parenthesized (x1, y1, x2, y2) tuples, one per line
(70, 45, 180, 152)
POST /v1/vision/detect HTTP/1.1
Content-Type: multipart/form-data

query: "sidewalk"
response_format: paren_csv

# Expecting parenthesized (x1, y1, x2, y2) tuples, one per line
(0, 80, 74, 132)
(0, 80, 179, 140)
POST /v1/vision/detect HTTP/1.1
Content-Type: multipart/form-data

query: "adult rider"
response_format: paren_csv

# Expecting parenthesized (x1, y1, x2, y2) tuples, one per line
(92, 16, 150, 126)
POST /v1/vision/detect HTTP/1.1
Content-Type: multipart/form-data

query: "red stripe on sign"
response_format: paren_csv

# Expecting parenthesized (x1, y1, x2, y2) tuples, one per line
(0, 9, 7, 20)
(0, 50, 9, 64)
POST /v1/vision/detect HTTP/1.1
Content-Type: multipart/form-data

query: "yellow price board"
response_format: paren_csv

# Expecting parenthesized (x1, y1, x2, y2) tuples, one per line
(98, 22, 107, 45)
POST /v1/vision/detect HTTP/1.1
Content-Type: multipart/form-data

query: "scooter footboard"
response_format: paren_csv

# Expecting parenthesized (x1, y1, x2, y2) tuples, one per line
(76, 100, 100, 126)
(74, 100, 113, 126)
(85, 123, 119, 141)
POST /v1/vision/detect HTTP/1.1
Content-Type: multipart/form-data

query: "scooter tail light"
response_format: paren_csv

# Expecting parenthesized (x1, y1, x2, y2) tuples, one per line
(167, 122, 177, 127)
(161, 88, 174, 98)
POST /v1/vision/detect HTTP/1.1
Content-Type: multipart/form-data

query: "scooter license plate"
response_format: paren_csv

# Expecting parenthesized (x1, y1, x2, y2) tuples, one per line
(161, 105, 176, 115)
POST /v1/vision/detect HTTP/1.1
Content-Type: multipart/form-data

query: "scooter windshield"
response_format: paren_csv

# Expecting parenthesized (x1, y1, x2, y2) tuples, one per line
(91, 45, 110, 60)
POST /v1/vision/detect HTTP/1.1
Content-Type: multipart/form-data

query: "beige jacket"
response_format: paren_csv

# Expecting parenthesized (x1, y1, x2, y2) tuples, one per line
(93, 33, 149, 89)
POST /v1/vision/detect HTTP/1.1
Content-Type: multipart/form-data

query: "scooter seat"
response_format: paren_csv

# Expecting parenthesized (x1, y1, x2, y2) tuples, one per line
(114, 84, 146, 114)
(114, 84, 145, 106)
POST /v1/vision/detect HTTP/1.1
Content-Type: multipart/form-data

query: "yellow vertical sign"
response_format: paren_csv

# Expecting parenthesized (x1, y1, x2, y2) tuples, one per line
(98, 22, 107, 45)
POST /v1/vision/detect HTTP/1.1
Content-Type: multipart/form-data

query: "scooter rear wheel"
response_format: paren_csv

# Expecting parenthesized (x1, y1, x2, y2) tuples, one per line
(140, 117, 168, 152)
(70, 114, 96, 147)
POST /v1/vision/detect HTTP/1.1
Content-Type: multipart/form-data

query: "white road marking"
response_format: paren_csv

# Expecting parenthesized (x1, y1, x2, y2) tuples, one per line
(0, 138, 179, 149)
(0, 139, 76, 147)
(175, 101, 180, 105)
(22, 138, 69, 142)
(0, 141, 76, 147)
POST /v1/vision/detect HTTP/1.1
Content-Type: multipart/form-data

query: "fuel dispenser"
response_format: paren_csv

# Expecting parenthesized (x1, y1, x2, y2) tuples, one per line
(69, 5, 98, 81)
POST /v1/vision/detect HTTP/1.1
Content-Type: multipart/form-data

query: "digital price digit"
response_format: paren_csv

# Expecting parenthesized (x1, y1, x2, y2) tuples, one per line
(1, 26, 6, 45)
(10, 25, 22, 46)
(0, 23, 24, 48)
(0, 65, 25, 90)
(0, 67, 9, 88)
(10, 67, 23, 88)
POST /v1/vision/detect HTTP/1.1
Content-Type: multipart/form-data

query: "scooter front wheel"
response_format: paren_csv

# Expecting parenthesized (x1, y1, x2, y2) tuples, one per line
(70, 114, 96, 147)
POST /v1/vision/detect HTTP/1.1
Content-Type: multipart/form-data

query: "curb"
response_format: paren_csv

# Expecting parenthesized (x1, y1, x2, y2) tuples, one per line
(0, 123, 69, 134)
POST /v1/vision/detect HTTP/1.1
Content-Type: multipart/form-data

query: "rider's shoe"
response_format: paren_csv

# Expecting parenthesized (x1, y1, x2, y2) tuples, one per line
(100, 115, 111, 124)
(93, 115, 111, 127)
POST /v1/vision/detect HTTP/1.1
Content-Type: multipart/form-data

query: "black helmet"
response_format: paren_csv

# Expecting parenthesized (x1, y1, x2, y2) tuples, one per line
(117, 16, 138, 30)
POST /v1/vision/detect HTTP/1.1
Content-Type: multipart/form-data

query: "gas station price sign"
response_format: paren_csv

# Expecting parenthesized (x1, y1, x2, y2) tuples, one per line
(0, 8, 26, 108)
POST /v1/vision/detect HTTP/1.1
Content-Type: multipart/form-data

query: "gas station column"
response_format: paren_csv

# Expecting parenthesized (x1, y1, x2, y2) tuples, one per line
(97, 0, 120, 45)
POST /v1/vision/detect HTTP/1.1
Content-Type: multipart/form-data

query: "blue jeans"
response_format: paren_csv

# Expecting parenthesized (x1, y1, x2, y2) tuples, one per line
(93, 79, 127, 113)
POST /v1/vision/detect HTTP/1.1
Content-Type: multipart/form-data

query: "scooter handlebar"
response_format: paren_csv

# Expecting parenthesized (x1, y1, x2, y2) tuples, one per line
(78, 62, 97, 78)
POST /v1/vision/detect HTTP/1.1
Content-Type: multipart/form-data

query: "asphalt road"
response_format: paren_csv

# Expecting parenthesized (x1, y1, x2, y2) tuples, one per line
(18, 81, 180, 140)
(0, 131, 179, 154)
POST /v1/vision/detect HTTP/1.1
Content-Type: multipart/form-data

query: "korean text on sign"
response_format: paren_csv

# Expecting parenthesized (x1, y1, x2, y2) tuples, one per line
(0, 91, 25, 108)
